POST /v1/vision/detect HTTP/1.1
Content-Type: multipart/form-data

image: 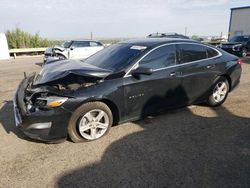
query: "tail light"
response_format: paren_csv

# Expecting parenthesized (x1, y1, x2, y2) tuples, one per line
(237, 59, 243, 67)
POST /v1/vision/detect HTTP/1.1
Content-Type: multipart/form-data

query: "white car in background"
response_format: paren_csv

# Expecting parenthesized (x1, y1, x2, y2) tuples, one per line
(44, 40, 104, 63)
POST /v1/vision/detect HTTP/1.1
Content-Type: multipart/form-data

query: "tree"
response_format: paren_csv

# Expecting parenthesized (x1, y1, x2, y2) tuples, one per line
(5, 27, 61, 49)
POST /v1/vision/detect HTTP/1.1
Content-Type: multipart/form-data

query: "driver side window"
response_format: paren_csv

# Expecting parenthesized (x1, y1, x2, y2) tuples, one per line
(139, 44, 176, 70)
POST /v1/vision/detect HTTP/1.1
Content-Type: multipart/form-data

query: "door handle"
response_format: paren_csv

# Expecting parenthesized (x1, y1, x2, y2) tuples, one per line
(206, 65, 215, 69)
(170, 72, 181, 77)
(170, 72, 176, 77)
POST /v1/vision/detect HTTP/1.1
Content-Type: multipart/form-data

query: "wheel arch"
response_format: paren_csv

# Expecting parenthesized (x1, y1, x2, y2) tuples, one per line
(77, 97, 120, 126)
(99, 98, 120, 125)
(220, 74, 232, 91)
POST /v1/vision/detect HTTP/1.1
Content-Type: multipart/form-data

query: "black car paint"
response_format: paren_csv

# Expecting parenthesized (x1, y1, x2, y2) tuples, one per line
(13, 38, 242, 142)
(34, 59, 111, 85)
(220, 35, 250, 57)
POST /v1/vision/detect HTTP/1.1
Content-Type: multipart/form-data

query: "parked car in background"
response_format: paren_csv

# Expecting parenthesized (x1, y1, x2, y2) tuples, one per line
(14, 38, 242, 143)
(44, 40, 104, 63)
(147, 32, 189, 39)
(219, 35, 250, 57)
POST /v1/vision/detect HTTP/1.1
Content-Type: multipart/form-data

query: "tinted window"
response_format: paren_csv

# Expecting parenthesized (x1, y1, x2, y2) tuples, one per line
(140, 45, 176, 69)
(206, 47, 218, 58)
(178, 44, 207, 63)
(83, 43, 146, 72)
(71, 41, 89, 48)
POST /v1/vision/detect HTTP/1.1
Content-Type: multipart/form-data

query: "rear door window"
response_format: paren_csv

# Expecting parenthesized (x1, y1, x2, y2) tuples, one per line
(206, 47, 219, 58)
(140, 44, 176, 70)
(177, 44, 207, 64)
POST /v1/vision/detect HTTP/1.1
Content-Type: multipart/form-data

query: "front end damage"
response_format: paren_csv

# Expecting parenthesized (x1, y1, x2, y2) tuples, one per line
(13, 73, 70, 142)
(13, 60, 111, 142)
(13, 72, 105, 142)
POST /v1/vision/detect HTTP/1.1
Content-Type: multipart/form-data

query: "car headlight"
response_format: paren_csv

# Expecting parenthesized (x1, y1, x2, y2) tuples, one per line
(37, 97, 68, 107)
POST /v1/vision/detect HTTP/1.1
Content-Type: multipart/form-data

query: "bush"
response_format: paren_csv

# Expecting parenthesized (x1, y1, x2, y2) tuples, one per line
(5, 27, 61, 49)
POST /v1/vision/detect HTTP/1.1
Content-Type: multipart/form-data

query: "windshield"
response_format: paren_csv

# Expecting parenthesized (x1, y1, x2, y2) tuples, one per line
(83, 43, 147, 72)
(62, 41, 71, 48)
(229, 36, 249, 42)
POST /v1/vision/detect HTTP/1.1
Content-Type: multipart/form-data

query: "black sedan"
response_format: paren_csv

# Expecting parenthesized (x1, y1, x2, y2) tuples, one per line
(13, 38, 242, 143)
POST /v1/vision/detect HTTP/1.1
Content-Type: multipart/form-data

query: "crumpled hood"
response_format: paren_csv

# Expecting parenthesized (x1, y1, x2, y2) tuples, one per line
(53, 45, 65, 51)
(44, 45, 65, 55)
(33, 59, 112, 85)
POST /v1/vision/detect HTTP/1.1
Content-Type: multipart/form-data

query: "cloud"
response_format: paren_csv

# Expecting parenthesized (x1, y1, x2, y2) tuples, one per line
(184, 0, 229, 7)
(0, 0, 234, 38)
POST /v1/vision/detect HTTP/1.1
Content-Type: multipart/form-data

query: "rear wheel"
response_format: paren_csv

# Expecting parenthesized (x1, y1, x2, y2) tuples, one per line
(68, 102, 113, 143)
(207, 77, 229, 106)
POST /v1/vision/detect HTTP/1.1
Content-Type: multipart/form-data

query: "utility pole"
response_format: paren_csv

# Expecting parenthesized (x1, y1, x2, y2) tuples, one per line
(185, 27, 187, 36)
(90, 32, 93, 40)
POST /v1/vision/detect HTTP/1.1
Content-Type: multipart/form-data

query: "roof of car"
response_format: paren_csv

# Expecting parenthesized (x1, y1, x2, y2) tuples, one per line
(120, 38, 198, 48)
(147, 33, 189, 39)
(69, 40, 100, 42)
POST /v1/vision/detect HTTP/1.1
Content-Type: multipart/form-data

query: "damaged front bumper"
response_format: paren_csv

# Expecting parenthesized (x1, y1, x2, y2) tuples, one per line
(13, 74, 72, 142)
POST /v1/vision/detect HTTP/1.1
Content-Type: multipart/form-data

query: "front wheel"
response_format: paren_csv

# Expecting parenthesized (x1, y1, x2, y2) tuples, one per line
(207, 77, 229, 106)
(242, 48, 248, 58)
(68, 102, 113, 143)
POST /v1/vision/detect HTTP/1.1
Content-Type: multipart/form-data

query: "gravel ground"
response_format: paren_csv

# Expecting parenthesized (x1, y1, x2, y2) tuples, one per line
(0, 56, 250, 188)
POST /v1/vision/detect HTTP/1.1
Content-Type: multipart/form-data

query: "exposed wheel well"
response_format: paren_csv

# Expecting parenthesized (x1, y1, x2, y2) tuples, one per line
(220, 74, 232, 91)
(100, 99, 120, 126)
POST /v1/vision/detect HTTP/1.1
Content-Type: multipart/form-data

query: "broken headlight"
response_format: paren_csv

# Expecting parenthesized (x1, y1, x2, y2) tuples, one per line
(36, 96, 68, 108)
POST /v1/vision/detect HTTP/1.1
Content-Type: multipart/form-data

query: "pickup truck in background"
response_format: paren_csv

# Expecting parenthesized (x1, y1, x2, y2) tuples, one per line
(219, 35, 250, 57)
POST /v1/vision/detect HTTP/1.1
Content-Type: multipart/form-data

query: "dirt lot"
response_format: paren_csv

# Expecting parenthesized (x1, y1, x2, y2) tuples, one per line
(0, 56, 250, 188)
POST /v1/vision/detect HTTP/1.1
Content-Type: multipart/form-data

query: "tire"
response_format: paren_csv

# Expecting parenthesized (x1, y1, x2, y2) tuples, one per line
(68, 102, 113, 143)
(242, 48, 248, 58)
(207, 77, 229, 107)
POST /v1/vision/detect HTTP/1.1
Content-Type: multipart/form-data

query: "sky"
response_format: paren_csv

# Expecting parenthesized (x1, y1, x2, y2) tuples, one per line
(0, 0, 249, 39)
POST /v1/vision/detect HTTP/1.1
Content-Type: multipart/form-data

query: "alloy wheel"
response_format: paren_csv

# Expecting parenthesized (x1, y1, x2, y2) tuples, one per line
(78, 109, 109, 140)
(242, 49, 247, 58)
(212, 81, 228, 103)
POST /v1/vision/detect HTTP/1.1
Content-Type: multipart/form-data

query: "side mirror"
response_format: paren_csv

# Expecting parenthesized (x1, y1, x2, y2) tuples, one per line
(131, 67, 153, 78)
(70, 47, 75, 50)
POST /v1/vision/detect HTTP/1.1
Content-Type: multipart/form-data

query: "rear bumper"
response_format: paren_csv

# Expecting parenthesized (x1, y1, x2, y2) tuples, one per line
(13, 75, 72, 142)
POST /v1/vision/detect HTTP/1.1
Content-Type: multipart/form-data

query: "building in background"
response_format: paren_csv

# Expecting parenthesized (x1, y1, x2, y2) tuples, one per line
(229, 6, 250, 39)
